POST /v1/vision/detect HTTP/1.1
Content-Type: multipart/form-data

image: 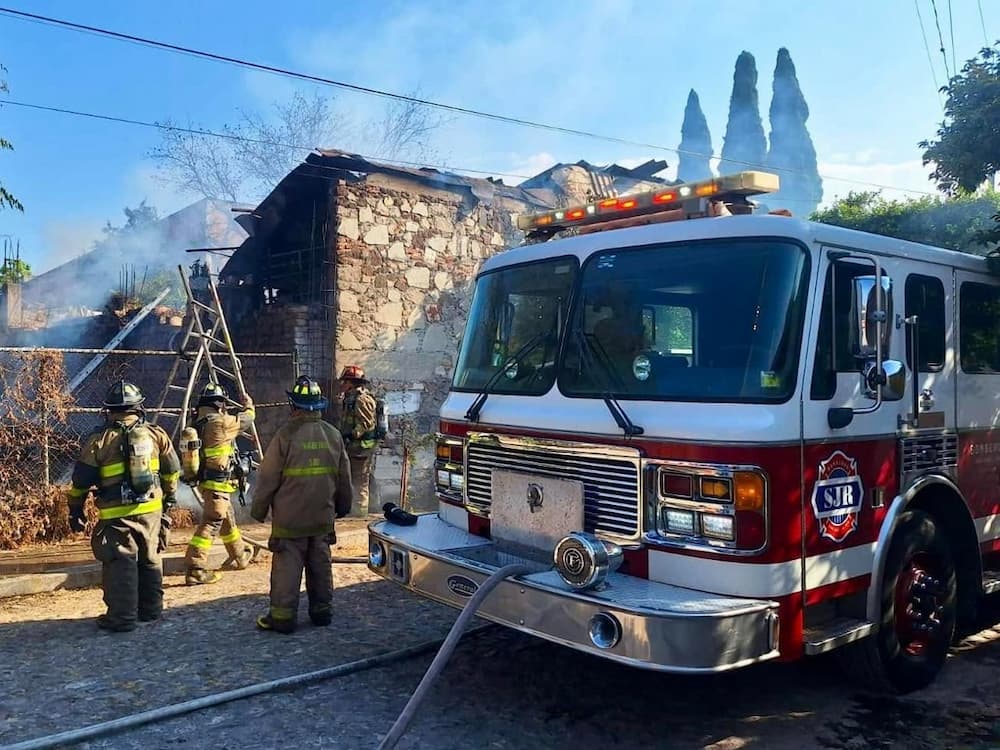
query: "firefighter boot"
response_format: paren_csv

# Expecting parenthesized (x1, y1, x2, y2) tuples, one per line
(185, 568, 222, 586)
(221, 540, 254, 570)
(96, 614, 137, 633)
(256, 613, 296, 634)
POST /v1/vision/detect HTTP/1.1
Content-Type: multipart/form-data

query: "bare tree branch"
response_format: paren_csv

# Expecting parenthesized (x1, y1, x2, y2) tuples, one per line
(370, 92, 447, 163)
(149, 89, 443, 203)
(149, 122, 242, 202)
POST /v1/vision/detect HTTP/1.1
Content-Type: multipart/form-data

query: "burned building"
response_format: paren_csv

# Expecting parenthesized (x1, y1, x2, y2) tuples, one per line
(218, 150, 673, 506)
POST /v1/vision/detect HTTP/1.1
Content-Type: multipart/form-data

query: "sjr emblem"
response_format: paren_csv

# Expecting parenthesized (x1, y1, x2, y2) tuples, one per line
(810, 451, 864, 543)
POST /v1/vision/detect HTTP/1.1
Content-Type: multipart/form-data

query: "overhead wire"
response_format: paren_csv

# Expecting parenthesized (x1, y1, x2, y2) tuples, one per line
(1, 98, 939, 203)
(929, 0, 953, 80)
(914, 0, 945, 107)
(0, 99, 533, 181)
(0, 7, 942, 198)
(977, 0, 990, 46)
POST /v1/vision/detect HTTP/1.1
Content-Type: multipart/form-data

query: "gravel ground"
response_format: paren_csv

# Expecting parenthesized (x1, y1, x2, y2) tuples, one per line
(0, 532, 459, 747)
(3, 555, 1000, 749)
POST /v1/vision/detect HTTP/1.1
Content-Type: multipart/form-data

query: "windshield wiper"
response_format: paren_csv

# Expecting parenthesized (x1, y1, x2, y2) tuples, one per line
(573, 328, 644, 438)
(465, 332, 548, 422)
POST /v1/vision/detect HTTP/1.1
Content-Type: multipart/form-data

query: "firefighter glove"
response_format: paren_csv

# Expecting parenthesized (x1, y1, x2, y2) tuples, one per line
(158, 513, 172, 553)
(163, 493, 177, 509)
(69, 505, 87, 533)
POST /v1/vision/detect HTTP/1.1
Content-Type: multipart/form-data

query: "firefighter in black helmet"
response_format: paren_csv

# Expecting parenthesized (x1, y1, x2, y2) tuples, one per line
(66, 380, 181, 631)
(183, 381, 255, 585)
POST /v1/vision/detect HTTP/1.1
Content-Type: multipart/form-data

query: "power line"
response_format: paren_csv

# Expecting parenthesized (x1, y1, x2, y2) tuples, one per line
(1, 96, 942, 200)
(0, 7, 942, 197)
(978, 0, 990, 46)
(0, 99, 534, 180)
(914, 0, 945, 106)
(929, 0, 952, 80)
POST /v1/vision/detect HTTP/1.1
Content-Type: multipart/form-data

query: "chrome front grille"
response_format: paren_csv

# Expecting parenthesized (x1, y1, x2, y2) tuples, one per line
(465, 435, 641, 539)
(901, 433, 959, 473)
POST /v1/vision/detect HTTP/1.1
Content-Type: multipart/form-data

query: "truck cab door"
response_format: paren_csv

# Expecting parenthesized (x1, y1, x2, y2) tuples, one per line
(799, 250, 905, 598)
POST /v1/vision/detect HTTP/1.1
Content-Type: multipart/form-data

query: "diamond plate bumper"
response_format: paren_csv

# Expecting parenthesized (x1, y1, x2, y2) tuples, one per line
(368, 514, 781, 673)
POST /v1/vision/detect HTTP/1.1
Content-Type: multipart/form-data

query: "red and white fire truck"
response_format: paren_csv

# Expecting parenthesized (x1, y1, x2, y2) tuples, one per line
(368, 171, 1000, 692)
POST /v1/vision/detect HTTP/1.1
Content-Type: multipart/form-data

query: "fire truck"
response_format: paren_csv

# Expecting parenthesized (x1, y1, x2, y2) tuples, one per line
(368, 171, 1000, 692)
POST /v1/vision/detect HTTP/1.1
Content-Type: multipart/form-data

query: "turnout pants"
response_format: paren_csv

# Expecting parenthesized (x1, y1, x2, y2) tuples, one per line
(90, 511, 163, 627)
(348, 452, 373, 517)
(266, 535, 333, 630)
(185, 490, 248, 571)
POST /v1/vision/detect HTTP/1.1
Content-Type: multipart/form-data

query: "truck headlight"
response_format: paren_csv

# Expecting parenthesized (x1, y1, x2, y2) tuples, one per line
(553, 532, 623, 590)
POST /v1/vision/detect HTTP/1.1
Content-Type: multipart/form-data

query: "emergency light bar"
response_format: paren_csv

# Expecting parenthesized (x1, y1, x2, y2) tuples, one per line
(517, 171, 780, 236)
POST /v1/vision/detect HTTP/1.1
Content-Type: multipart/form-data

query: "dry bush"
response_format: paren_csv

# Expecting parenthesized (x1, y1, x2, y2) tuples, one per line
(167, 505, 195, 529)
(0, 352, 77, 549)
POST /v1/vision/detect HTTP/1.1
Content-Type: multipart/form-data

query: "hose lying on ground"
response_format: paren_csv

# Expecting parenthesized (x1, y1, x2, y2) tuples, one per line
(0, 630, 490, 750)
(377, 563, 532, 750)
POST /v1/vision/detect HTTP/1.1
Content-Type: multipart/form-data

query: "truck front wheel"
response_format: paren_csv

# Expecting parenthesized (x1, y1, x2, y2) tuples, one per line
(841, 509, 957, 693)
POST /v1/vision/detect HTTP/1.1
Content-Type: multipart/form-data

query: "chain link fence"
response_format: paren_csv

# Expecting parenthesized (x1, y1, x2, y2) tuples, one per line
(0, 347, 296, 549)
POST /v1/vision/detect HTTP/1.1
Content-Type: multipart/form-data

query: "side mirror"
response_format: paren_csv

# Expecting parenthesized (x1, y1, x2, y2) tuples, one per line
(863, 358, 906, 401)
(852, 275, 892, 359)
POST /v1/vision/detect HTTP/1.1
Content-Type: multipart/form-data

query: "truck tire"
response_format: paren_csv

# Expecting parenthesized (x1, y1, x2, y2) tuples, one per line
(840, 509, 957, 693)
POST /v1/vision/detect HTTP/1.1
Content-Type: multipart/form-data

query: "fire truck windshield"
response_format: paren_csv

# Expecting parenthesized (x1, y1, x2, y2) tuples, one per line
(452, 256, 576, 395)
(560, 239, 810, 403)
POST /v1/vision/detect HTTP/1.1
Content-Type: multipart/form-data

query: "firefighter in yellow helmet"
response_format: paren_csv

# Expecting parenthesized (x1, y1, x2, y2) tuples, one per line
(183, 382, 255, 585)
(66, 381, 181, 632)
(337, 365, 378, 517)
(251, 376, 352, 633)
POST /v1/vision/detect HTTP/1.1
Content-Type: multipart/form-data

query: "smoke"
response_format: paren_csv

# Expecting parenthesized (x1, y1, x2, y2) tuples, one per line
(23, 199, 247, 313)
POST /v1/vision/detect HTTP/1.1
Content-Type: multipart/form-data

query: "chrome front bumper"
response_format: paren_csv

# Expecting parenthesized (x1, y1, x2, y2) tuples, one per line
(368, 514, 781, 673)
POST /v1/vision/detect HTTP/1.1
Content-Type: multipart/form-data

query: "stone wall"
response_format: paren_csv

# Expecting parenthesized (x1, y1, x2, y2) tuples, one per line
(229, 304, 315, 447)
(332, 176, 526, 508)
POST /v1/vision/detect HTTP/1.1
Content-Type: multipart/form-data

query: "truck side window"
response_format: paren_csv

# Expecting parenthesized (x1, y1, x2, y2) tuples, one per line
(904, 274, 946, 372)
(960, 281, 1000, 373)
(810, 261, 878, 400)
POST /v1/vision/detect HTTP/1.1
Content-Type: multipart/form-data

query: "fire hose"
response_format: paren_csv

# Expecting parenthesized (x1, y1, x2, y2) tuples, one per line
(376, 563, 531, 750)
(0, 562, 530, 750)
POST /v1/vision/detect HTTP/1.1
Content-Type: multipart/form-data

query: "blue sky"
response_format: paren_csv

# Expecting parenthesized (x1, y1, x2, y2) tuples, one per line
(1, 0, 997, 272)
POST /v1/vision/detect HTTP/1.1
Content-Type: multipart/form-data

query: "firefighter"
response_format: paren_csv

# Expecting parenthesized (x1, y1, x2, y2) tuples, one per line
(183, 382, 255, 585)
(66, 381, 181, 632)
(336, 365, 378, 517)
(251, 376, 352, 634)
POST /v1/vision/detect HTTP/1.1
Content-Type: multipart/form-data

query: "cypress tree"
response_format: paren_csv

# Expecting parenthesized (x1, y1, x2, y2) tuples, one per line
(677, 90, 713, 182)
(719, 51, 767, 175)
(765, 48, 823, 215)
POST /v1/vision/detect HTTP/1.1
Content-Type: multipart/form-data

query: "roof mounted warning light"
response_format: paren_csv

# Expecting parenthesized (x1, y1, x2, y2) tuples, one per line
(518, 171, 780, 240)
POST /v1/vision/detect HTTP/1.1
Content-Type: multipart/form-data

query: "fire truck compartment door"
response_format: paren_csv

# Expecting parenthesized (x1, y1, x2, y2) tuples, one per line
(490, 469, 584, 555)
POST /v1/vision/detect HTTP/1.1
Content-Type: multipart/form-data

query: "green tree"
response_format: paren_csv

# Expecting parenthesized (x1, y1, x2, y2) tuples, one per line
(920, 43, 1000, 194)
(677, 90, 713, 182)
(811, 190, 1000, 254)
(719, 51, 767, 176)
(765, 48, 822, 215)
(0, 258, 31, 284)
(1, 64, 23, 212)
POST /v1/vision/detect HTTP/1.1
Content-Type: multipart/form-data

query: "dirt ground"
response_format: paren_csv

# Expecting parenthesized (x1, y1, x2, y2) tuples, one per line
(2, 546, 1000, 749)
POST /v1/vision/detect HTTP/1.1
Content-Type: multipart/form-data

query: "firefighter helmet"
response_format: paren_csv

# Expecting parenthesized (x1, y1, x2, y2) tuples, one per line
(339, 364, 367, 382)
(197, 382, 229, 408)
(287, 376, 328, 411)
(103, 380, 145, 409)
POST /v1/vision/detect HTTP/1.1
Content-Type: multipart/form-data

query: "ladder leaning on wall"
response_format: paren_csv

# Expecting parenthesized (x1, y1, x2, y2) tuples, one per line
(152, 258, 268, 557)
